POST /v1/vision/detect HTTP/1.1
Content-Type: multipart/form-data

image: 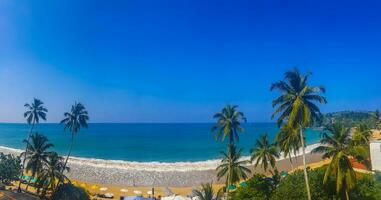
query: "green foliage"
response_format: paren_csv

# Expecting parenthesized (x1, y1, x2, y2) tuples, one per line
(321, 111, 380, 128)
(250, 134, 280, 172)
(231, 174, 274, 200)
(271, 168, 335, 200)
(51, 183, 90, 200)
(192, 183, 223, 200)
(216, 144, 251, 186)
(350, 174, 381, 200)
(212, 105, 246, 144)
(0, 153, 22, 183)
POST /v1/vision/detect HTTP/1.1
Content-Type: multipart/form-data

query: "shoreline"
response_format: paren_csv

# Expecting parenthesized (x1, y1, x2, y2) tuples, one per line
(0, 143, 323, 187)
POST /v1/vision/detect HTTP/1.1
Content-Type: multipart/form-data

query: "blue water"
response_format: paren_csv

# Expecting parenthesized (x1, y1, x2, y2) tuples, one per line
(0, 123, 321, 162)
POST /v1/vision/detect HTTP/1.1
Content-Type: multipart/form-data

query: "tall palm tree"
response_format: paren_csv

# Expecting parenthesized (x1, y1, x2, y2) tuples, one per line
(312, 123, 367, 200)
(36, 153, 69, 196)
(192, 183, 223, 200)
(250, 134, 280, 172)
(275, 125, 301, 170)
(212, 105, 246, 145)
(271, 68, 327, 200)
(19, 98, 48, 190)
(61, 102, 89, 171)
(216, 144, 251, 200)
(22, 133, 53, 191)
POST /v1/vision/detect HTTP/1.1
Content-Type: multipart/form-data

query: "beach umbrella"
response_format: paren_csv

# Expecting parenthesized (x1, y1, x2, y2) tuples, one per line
(281, 171, 289, 177)
(147, 191, 153, 195)
(134, 190, 142, 195)
(227, 185, 236, 191)
(99, 187, 108, 192)
(104, 193, 114, 198)
(239, 181, 248, 187)
(120, 188, 129, 193)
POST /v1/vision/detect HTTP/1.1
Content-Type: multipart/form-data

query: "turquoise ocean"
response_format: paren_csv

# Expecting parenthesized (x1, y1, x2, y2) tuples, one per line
(0, 123, 322, 162)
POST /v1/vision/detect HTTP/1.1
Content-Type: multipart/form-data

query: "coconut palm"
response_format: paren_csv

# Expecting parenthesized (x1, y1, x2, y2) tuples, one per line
(212, 105, 246, 145)
(22, 133, 53, 191)
(61, 102, 89, 171)
(352, 123, 372, 146)
(19, 98, 48, 190)
(271, 68, 327, 200)
(275, 125, 301, 170)
(250, 134, 280, 172)
(192, 183, 223, 200)
(312, 123, 367, 200)
(36, 153, 69, 196)
(217, 144, 251, 199)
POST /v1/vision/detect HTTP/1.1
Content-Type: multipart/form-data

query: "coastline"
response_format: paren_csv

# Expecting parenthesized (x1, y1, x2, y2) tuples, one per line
(0, 143, 323, 187)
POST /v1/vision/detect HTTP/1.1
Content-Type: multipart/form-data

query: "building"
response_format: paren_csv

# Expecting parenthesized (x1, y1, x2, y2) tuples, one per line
(370, 140, 381, 172)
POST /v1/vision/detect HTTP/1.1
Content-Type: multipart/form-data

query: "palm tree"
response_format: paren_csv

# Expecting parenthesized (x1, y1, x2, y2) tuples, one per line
(212, 105, 247, 145)
(271, 68, 327, 200)
(36, 153, 69, 196)
(312, 123, 368, 200)
(372, 110, 381, 130)
(22, 133, 53, 191)
(352, 123, 372, 146)
(250, 134, 280, 172)
(275, 125, 301, 170)
(19, 98, 48, 190)
(216, 144, 251, 200)
(61, 102, 89, 171)
(192, 183, 223, 200)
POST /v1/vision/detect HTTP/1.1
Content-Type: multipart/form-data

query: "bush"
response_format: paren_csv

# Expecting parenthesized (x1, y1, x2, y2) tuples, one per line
(271, 168, 335, 200)
(231, 174, 273, 200)
(0, 153, 22, 183)
(350, 174, 381, 200)
(51, 183, 90, 200)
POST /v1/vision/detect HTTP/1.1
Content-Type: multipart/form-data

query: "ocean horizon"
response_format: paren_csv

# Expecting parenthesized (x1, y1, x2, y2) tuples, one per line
(0, 123, 322, 162)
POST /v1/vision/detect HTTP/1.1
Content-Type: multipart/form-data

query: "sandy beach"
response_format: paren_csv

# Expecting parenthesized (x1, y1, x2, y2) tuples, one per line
(0, 143, 324, 187)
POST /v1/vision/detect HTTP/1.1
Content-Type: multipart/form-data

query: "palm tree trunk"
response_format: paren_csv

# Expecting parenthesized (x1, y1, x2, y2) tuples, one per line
(25, 177, 32, 191)
(63, 133, 75, 172)
(18, 122, 35, 191)
(345, 190, 350, 200)
(288, 152, 294, 171)
(299, 128, 312, 200)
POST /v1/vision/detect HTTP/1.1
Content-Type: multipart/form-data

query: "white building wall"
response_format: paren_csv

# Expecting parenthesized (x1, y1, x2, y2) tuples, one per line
(370, 141, 381, 172)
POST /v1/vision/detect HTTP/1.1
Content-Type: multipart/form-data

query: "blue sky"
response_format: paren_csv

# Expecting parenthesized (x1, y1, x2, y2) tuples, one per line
(0, 0, 380, 123)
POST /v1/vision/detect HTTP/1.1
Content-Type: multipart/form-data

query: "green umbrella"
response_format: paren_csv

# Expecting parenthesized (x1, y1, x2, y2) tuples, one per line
(280, 171, 288, 177)
(228, 185, 237, 190)
(239, 182, 248, 187)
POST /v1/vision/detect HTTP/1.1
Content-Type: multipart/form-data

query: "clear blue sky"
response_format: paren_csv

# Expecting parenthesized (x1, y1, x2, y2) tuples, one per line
(0, 0, 380, 123)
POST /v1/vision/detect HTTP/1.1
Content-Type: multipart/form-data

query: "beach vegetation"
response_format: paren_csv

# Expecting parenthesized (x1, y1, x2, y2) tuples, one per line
(0, 153, 21, 184)
(51, 183, 90, 200)
(312, 123, 369, 200)
(271, 68, 327, 200)
(19, 98, 48, 190)
(250, 134, 280, 172)
(35, 152, 69, 197)
(275, 124, 301, 170)
(216, 144, 251, 199)
(212, 105, 247, 145)
(60, 102, 89, 171)
(22, 132, 54, 191)
(192, 182, 223, 200)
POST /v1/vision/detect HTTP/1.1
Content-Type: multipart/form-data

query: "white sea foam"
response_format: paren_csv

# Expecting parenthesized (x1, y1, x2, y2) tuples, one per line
(0, 143, 321, 172)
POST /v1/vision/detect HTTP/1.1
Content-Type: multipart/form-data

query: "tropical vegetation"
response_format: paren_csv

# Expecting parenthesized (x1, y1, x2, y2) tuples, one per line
(250, 134, 280, 172)
(192, 183, 223, 200)
(0, 153, 21, 184)
(61, 102, 89, 170)
(270, 68, 327, 200)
